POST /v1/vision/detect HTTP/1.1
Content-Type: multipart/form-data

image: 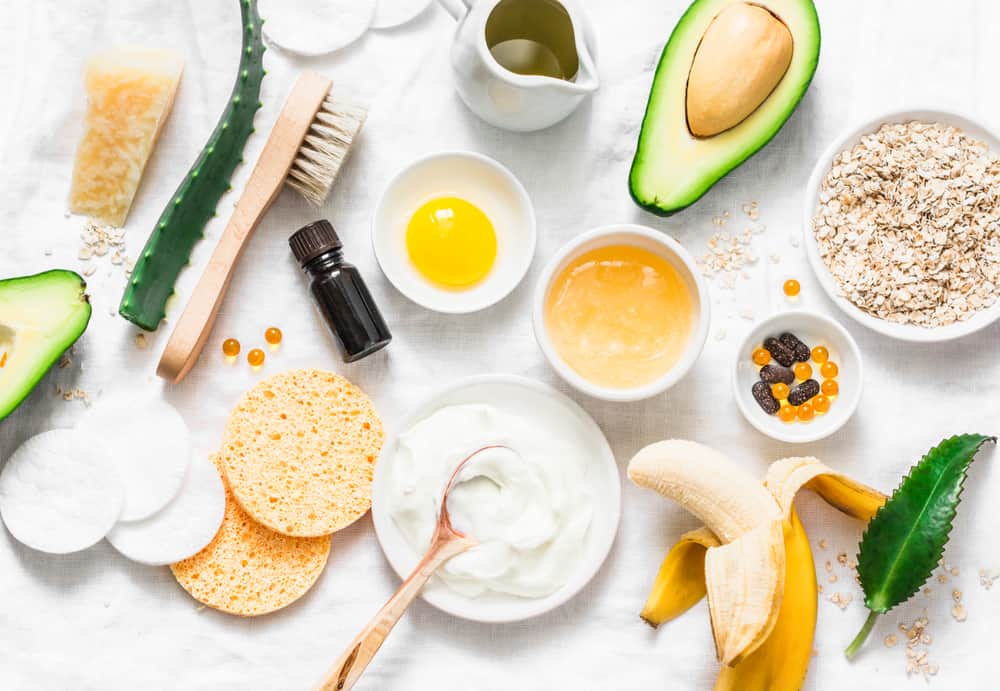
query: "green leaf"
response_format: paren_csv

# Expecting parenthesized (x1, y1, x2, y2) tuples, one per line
(845, 434, 994, 659)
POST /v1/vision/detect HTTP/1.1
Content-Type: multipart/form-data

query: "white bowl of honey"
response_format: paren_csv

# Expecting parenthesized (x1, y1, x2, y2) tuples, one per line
(533, 225, 710, 402)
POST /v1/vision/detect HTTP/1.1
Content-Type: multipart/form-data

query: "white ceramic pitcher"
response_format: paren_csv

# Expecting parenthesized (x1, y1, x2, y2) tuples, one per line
(438, 0, 599, 132)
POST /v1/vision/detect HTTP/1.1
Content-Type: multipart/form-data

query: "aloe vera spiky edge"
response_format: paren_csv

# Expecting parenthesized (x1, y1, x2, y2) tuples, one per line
(120, 0, 265, 331)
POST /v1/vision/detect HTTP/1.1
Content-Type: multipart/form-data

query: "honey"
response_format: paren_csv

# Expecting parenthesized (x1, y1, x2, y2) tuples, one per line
(544, 244, 694, 389)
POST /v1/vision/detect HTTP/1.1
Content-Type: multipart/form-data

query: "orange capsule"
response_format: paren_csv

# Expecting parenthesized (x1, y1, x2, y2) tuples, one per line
(771, 382, 790, 400)
(265, 327, 283, 345)
(793, 362, 813, 381)
(813, 395, 831, 414)
(797, 402, 815, 421)
(783, 279, 801, 297)
(821, 379, 839, 396)
(247, 348, 265, 368)
(811, 345, 829, 363)
(778, 404, 796, 423)
(820, 361, 839, 378)
(222, 338, 241, 357)
(752, 347, 771, 366)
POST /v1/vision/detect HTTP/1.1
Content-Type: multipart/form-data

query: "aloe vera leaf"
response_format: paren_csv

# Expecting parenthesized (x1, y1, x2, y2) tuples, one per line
(845, 433, 995, 659)
(119, 0, 265, 331)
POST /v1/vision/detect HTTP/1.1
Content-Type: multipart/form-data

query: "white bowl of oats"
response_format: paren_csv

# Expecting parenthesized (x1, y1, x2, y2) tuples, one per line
(804, 109, 1000, 342)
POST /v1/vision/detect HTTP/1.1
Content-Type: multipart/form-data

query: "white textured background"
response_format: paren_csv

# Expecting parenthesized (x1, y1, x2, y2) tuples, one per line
(1, 0, 998, 689)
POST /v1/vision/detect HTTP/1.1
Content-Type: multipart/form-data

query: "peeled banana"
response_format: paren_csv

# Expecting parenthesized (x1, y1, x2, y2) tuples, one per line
(629, 441, 886, 690)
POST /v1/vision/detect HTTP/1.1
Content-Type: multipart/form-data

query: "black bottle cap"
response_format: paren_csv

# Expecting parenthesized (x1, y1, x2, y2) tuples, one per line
(289, 219, 343, 266)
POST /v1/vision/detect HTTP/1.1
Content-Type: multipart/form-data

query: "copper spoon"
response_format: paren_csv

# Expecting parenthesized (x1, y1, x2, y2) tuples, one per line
(315, 444, 510, 691)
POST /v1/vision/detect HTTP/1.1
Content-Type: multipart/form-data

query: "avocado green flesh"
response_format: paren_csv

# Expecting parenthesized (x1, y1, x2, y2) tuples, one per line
(0, 270, 92, 421)
(630, 0, 821, 215)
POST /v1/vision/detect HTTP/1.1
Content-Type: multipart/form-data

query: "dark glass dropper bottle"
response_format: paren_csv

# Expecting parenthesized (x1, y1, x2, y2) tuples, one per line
(289, 220, 391, 362)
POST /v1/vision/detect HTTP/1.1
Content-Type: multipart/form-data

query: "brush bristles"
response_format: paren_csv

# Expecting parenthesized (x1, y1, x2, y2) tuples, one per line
(288, 94, 368, 206)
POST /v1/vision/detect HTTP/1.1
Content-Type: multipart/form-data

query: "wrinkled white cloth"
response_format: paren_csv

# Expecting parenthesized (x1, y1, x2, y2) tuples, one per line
(2, 1, 999, 689)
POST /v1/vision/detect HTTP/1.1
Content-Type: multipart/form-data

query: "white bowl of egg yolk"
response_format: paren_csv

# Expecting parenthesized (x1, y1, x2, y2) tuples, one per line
(533, 225, 710, 402)
(372, 151, 536, 314)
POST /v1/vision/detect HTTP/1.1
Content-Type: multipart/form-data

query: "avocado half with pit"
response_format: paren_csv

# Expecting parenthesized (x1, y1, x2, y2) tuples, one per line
(630, 0, 820, 215)
(0, 270, 92, 422)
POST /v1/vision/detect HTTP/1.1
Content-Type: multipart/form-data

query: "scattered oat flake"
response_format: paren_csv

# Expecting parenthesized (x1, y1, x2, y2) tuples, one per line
(979, 568, 998, 589)
(818, 539, 828, 550)
(951, 604, 967, 622)
(134, 333, 147, 350)
(885, 634, 898, 647)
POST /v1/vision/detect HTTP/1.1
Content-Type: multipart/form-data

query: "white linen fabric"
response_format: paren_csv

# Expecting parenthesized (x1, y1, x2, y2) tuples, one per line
(1, 0, 998, 689)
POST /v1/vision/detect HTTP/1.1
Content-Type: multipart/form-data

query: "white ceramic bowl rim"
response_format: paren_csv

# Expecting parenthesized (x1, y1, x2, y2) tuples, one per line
(803, 107, 1000, 343)
(532, 224, 710, 402)
(372, 150, 537, 314)
(732, 310, 864, 444)
(370, 374, 622, 623)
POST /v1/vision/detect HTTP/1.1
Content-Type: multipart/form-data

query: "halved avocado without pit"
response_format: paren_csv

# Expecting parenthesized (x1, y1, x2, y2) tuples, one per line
(0, 270, 92, 422)
(630, 0, 820, 215)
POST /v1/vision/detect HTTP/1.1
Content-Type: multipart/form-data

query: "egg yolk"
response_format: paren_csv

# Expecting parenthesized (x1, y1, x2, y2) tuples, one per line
(406, 197, 497, 288)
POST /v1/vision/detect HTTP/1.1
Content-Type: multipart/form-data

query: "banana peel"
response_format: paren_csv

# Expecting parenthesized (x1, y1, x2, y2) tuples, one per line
(629, 440, 784, 665)
(641, 527, 719, 627)
(629, 442, 887, 690)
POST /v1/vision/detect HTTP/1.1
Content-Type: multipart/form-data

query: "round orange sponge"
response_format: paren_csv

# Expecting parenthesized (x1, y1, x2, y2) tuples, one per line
(219, 369, 383, 537)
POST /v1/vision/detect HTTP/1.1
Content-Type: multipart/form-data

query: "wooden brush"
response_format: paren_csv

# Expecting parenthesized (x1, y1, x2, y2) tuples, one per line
(156, 71, 366, 383)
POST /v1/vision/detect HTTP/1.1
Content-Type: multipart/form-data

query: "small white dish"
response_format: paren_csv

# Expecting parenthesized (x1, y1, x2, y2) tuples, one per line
(532, 224, 710, 402)
(371, 374, 620, 623)
(803, 108, 1000, 342)
(733, 310, 862, 444)
(372, 151, 536, 314)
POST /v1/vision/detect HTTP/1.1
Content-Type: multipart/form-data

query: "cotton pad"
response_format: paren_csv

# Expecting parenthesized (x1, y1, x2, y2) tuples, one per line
(260, 0, 375, 56)
(106, 453, 226, 566)
(76, 395, 191, 521)
(372, 0, 432, 29)
(0, 429, 123, 554)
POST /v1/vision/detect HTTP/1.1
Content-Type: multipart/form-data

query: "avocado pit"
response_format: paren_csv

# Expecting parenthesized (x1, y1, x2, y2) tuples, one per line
(686, 3, 794, 138)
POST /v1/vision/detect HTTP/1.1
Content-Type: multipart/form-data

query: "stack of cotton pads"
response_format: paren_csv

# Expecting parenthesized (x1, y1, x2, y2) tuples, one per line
(0, 394, 225, 565)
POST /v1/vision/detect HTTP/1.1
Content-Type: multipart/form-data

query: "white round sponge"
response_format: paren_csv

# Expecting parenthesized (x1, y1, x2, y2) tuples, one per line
(0, 429, 123, 554)
(106, 453, 225, 566)
(76, 395, 191, 521)
(260, 0, 375, 56)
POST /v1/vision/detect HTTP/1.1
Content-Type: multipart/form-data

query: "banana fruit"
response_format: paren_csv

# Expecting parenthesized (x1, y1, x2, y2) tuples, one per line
(629, 441, 886, 690)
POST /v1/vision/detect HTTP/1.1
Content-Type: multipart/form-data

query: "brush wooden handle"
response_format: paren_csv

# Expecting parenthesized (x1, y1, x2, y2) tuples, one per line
(314, 533, 474, 691)
(156, 71, 332, 383)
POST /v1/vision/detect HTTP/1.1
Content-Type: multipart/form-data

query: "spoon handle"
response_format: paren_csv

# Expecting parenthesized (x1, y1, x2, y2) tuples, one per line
(315, 534, 473, 691)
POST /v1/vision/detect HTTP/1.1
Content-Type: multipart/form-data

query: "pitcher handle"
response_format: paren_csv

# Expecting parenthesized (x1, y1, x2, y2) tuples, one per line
(437, 0, 472, 20)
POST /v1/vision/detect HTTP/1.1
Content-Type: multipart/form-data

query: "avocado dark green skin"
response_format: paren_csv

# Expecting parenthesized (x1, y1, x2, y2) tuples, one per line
(629, 0, 821, 216)
(119, 0, 266, 331)
(0, 270, 92, 423)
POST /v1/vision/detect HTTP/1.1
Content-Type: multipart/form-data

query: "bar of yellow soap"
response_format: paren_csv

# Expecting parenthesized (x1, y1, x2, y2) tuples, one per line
(69, 48, 183, 227)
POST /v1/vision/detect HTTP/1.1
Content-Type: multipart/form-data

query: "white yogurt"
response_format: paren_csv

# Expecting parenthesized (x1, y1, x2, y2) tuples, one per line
(388, 404, 594, 599)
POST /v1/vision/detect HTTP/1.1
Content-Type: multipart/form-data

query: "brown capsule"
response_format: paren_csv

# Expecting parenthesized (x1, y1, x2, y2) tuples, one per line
(760, 364, 795, 385)
(788, 379, 820, 406)
(763, 336, 795, 367)
(779, 332, 811, 363)
(752, 381, 780, 414)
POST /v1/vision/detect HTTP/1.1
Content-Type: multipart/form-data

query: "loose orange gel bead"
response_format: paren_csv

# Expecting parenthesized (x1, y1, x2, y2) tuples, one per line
(783, 279, 801, 297)
(265, 327, 282, 345)
(222, 338, 241, 357)
(247, 348, 265, 367)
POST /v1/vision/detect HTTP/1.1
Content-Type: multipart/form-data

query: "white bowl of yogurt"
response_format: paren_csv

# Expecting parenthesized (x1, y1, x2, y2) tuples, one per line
(371, 374, 621, 623)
